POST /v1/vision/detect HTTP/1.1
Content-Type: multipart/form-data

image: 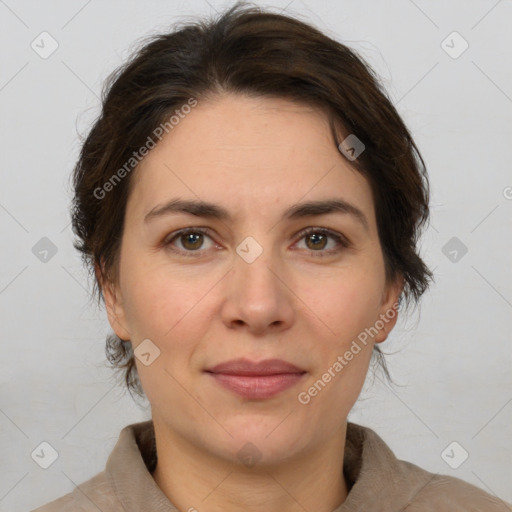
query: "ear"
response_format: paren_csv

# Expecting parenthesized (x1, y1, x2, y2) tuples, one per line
(373, 274, 404, 344)
(95, 261, 131, 341)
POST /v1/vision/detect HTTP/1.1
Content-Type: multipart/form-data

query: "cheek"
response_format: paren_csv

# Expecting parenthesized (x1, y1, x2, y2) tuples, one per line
(125, 271, 206, 403)
(121, 260, 208, 338)
(307, 269, 384, 344)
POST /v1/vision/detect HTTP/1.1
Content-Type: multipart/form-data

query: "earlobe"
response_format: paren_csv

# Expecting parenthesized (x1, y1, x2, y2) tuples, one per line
(374, 275, 404, 344)
(95, 262, 131, 341)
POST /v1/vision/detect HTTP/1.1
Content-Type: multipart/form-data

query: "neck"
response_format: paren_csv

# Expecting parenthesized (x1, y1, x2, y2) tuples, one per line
(151, 417, 349, 512)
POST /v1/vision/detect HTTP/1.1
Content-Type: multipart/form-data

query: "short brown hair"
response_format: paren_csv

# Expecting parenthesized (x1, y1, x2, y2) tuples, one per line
(70, 1, 434, 399)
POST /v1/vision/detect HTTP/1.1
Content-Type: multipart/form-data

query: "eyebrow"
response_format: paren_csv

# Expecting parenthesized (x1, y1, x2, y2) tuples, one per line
(144, 198, 369, 232)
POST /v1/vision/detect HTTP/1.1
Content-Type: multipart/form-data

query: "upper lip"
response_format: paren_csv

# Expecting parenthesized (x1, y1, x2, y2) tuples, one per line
(206, 358, 306, 376)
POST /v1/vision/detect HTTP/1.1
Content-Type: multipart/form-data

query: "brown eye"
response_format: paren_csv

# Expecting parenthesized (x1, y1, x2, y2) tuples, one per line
(295, 227, 350, 257)
(304, 232, 329, 251)
(164, 227, 216, 257)
(180, 232, 205, 251)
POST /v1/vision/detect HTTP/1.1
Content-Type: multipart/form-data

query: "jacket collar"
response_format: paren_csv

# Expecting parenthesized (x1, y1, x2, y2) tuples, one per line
(105, 420, 435, 512)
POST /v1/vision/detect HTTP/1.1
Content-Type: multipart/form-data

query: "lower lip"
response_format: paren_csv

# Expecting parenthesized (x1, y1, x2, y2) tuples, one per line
(207, 372, 306, 399)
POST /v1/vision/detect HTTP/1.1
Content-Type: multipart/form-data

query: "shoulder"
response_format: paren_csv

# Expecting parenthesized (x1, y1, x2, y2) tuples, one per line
(31, 471, 123, 512)
(403, 468, 512, 512)
(344, 423, 512, 512)
(31, 420, 157, 511)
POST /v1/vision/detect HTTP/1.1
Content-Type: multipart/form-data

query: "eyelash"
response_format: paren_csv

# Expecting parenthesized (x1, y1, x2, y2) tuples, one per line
(162, 226, 351, 258)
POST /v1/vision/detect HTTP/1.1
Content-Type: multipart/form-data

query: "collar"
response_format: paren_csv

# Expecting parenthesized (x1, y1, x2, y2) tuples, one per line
(105, 420, 435, 512)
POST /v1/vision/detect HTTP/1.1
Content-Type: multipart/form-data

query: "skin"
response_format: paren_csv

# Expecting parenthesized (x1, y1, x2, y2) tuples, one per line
(100, 93, 403, 512)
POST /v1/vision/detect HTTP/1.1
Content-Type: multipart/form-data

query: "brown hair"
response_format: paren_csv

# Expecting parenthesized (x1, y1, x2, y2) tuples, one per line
(70, 1, 434, 399)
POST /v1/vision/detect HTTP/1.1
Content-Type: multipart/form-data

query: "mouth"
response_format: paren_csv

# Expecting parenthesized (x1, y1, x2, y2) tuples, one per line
(205, 358, 307, 400)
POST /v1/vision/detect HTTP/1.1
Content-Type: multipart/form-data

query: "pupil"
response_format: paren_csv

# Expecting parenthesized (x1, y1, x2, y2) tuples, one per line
(308, 233, 326, 249)
(183, 233, 202, 249)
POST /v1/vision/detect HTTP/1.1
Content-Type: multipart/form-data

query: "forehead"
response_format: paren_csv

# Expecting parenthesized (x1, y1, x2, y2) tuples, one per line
(127, 94, 375, 227)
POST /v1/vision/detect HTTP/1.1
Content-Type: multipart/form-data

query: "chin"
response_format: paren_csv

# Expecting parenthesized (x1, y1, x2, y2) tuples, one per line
(216, 415, 311, 460)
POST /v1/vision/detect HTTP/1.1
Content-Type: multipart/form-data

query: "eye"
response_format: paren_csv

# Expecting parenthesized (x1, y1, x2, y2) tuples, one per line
(163, 227, 217, 257)
(294, 227, 351, 257)
(163, 226, 351, 258)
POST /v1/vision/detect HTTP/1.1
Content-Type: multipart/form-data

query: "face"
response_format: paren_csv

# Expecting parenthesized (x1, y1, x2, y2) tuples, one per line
(101, 93, 402, 466)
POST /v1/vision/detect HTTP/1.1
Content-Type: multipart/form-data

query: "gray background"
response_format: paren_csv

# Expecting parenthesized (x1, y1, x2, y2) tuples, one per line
(0, 0, 511, 510)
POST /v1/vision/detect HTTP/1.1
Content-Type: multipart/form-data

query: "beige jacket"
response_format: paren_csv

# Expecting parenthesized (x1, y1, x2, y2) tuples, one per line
(33, 420, 511, 511)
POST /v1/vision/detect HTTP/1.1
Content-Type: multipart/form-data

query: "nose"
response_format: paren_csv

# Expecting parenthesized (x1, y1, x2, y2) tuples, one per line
(220, 243, 295, 336)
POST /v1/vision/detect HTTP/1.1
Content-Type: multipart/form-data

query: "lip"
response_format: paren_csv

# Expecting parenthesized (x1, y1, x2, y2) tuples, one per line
(206, 358, 305, 376)
(205, 358, 306, 400)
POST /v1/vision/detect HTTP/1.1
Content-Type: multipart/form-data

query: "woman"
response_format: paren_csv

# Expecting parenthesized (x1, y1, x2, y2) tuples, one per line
(34, 2, 511, 511)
